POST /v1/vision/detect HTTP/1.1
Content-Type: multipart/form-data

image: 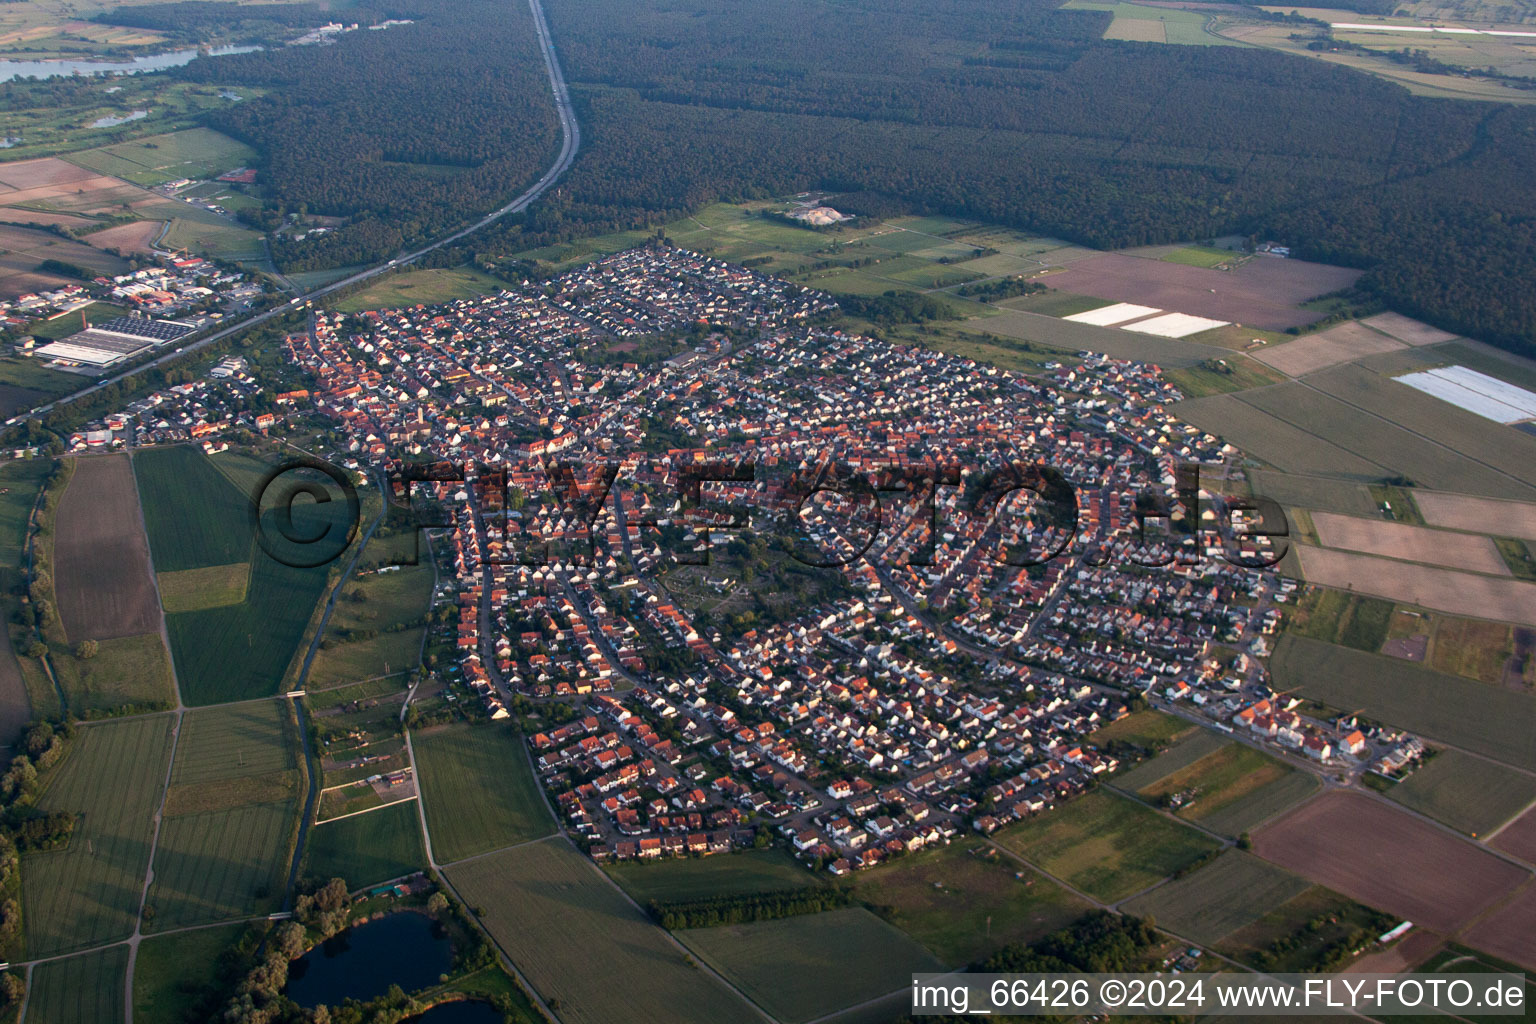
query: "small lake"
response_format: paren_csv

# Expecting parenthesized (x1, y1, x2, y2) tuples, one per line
(0, 45, 257, 83)
(89, 110, 147, 129)
(286, 911, 454, 1008)
(407, 1000, 503, 1024)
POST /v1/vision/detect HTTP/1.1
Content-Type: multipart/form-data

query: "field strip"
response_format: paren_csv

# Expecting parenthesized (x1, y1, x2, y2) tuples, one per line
(1308, 511, 1511, 575)
(1295, 546, 1536, 625)
(314, 794, 417, 825)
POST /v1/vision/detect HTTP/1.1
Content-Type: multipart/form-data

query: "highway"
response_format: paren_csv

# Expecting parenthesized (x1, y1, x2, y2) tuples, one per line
(26, 0, 580, 422)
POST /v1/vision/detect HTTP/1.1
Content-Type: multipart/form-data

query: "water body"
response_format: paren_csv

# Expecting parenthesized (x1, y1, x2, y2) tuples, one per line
(286, 912, 454, 1008)
(89, 110, 147, 129)
(0, 45, 257, 83)
(408, 1001, 503, 1024)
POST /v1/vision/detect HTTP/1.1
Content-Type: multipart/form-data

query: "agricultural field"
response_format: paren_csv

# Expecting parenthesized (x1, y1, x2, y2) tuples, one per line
(1162, 356, 1287, 399)
(1461, 885, 1536, 972)
(1134, 743, 1301, 832)
(1088, 709, 1194, 750)
(307, 530, 435, 688)
(24, 942, 128, 1024)
(1296, 546, 1536, 626)
(1253, 321, 1405, 378)
(1383, 750, 1536, 837)
(413, 723, 554, 863)
(1216, 884, 1393, 972)
(1109, 728, 1228, 792)
(605, 847, 815, 904)
(1272, 635, 1536, 770)
(447, 838, 758, 1024)
(1282, 587, 1394, 652)
(1415, 491, 1536, 541)
(1122, 851, 1310, 946)
(849, 837, 1090, 966)
(1491, 806, 1536, 862)
(1252, 790, 1528, 935)
(1309, 511, 1510, 575)
(50, 454, 161, 641)
(133, 921, 248, 1024)
(155, 561, 249, 613)
(302, 800, 426, 890)
(63, 128, 255, 186)
(678, 907, 946, 1023)
(48, 631, 175, 715)
(133, 445, 252, 572)
(145, 700, 301, 930)
(22, 714, 174, 957)
(1065, 0, 1238, 45)
(331, 266, 509, 314)
(1427, 615, 1520, 684)
(961, 307, 1229, 367)
(1197, 772, 1320, 838)
(0, 218, 130, 300)
(991, 790, 1221, 902)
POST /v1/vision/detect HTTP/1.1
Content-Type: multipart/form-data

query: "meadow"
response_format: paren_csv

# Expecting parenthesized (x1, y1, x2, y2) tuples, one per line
(1110, 728, 1227, 792)
(1384, 749, 1536, 837)
(1272, 635, 1536, 771)
(413, 723, 554, 863)
(302, 800, 426, 890)
(992, 790, 1220, 902)
(1122, 851, 1310, 946)
(1137, 742, 1300, 829)
(64, 128, 255, 186)
(448, 838, 757, 1024)
(1283, 587, 1394, 652)
(849, 837, 1090, 967)
(1197, 771, 1320, 837)
(24, 943, 128, 1024)
(308, 532, 435, 687)
(0, 458, 53, 732)
(605, 847, 814, 903)
(331, 266, 508, 314)
(678, 907, 946, 1023)
(133, 922, 248, 1024)
(1088, 709, 1194, 750)
(144, 800, 297, 930)
(22, 714, 173, 957)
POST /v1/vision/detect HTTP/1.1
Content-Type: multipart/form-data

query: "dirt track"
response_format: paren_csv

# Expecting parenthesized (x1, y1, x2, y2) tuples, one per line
(53, 454, 163, 642)
(1253, 790, 1529, 935)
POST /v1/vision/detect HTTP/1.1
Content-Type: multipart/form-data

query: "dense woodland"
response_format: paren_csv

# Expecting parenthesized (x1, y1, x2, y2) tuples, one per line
(166, 0, 1536, 351)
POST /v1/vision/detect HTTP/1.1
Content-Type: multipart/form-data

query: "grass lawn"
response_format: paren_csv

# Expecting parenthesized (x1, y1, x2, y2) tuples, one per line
(25, 942, 128, 1024)
(992, 789, 1221, 903)
(133, 922, 247, 1024)
(448, 838, 756, 1024)
(22, 714, 174, 957)
(1122, 850, 1309, 945)
(1386, 750, 1536, 837)
(413, 723, 554, 863)
(678, 907, 945, 1024)
(605, 847, 815, 903)
(303, 800, 426, 890)
(850, 837, 1090, 966)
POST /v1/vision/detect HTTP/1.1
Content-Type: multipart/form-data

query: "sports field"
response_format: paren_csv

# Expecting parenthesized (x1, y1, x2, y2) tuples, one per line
(1384, 749, 1536, 837)
(605, 847, 815, 903)
(1122, 850, 1310, 945)
(679, 907, 945, 1023)
(25, 942, 128, 1024)
(303, 800, 426, 889)
(992, 790, 1220, 902)
(850, 837, 1090, 966)
(448, 838, 758, 1024)
(1272, 635, 1536, 771)
(51, 454, 161, 642)
(413, 723, 554, 863)
(22, 714, 173, 957)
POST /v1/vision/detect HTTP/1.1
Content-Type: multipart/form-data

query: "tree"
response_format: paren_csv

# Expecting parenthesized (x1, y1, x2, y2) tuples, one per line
(426, 891, 449, 918)
(75, 639, 98, 660)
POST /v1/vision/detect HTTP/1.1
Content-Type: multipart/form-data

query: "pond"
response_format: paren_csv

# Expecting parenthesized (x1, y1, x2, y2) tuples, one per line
(0, 45, 257, 83)
(286, 911, 454, 1009)
(89, 110, 148, 129)
(407, 1000, 503, 1023)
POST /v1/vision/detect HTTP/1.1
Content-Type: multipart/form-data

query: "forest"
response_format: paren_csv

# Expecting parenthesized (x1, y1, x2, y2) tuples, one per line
(164, 0, 1536, 351)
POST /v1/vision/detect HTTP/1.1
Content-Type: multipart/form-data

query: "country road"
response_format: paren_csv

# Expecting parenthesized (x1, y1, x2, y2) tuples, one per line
(24, 0, 581, 425)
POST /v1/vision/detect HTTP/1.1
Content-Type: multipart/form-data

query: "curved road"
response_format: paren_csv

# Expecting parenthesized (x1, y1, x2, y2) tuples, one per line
(27, 0, 580, 422)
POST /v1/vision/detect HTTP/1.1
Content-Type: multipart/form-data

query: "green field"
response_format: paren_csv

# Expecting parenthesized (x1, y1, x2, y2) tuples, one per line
(1197, 771, 1320, 837)
(133, 446, 253, 572)
(1217, 885, 1392, 972)
(50, 631, 176, 716)
(1135, 742, 1301, 830)
(679, 907, 946, 1023)
(992, 790, 1221, 902)
(0, 458, 56, 725)
(1111, 728, 1228, 792)
(22, 714, 173, 957)
(1064, 0, 1241, 45)
(1272, 635, 1536, 771)
(331, 266, 507, 313)
(64, 127, 256, 185)
(303, 800, 426, 889)
(1384, 750, 1536, 837)
(308, 532, 435, 687)
(1122, 851, 1310, 945)
(156, 562, 249, 613)
(133, 922, 247, 1024)
(448, 838, 757, 1024)
(1089, 709, 1195, 751)
(849, 837, 1090, 966)
(1164, 356, 1289, 398)
(25, 942, 128, 1024)
(605, 847, 815, 903)
(413, 723, 554, 863)
(1161, 244, 1240, 267)
(1284, 588, 1396, 652)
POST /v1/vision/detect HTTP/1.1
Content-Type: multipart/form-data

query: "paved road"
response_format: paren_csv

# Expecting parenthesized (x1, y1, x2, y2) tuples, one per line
(24, 0, 581, 425)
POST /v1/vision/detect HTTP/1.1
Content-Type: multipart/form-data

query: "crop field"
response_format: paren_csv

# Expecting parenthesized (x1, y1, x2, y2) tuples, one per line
(1283, 587, 1394, 652)
(1110, 728, 1228, 792)
(25, 943, 128, 1024)
(155, 561, 250, 613)
(303, 801, 426, 889)
(144, 800, 296, 930)
(1162, 356, 1287, 399)
(51, 454, 161, 641)
(1122, 851, 1310, 945)
(1384, 750, 1536, 837)
(170, 701, 296, 786)
(1272, 635, 1536, 770)
(22, 714, 173, 957)
(448, 838, 758, 1024)
(992, 790, 1220, 902)
(1310, 511, 1510, 575)
(0, 218, 131, 299)
(1296, 546, 1536, 626)
(850, 837, 1090, 966)
(960, 308, 1227, 367)
(1196, 772, 1320, 837)
(1088, 709, 1194, 750)
(1135, 743, 1298, 829)
(1253, 790, 1528, 934)
(1415, 491, 1536, 541)
(1361, 311, 1459, 346)
(1428, 615, 1518, 684)
(1246, 471, 1379, 518)
(64, 128, 255, 186)
(1491, 806, 1536, 862)
(133, 921, 247, 1024)
(413, 723, 554, 863)
(1253, 321, 1404, 377)
(1462, 884, 1536, 971)
(331, 266, 507, 313)
(133, 446, 253, 572)
(1067, 1, 1236, 45)
(680, 907, 945, 1023)
(158, 206, 266, 262)
(1216, 884, 1388, 971)
(606, 847, 814, 903)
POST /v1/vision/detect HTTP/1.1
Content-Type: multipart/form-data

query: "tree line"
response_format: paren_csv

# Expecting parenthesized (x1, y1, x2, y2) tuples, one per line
(646, 886, 854, 929)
